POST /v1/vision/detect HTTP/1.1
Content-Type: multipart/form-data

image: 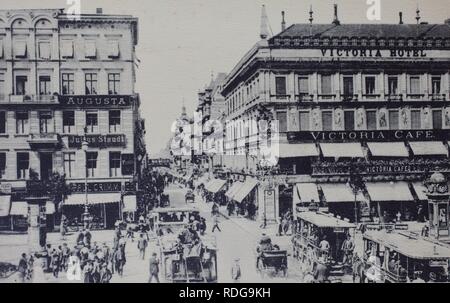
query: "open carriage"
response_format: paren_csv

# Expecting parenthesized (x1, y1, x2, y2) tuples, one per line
(292, 211, 356, 282)
(360, 230, 450, 283)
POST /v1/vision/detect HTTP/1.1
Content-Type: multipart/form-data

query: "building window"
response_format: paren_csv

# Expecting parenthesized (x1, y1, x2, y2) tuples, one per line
(39, 76, 51, 95)
(16, 111, 29, 134)
(85, 73, 97, 95)
(0, 73, 4, 101)
(321, 75, 332, 94)
(409, 76, 421, 94)
(432, 110, 442, 129)
(298, 76, 309, 95)
(0, 111, 5, 134)
(343, 76, 354, 96)
(15, 76, 27, 95)
(85, 40, 97, 58)
(63, 111, 75, 133)
(299, 112, 310, 131)
(411, 110, 421, 129)
(121, 154, 135, 176)
(109, 110, 121, 133)
(38, 41, 51, 59)
(109, 152, 121, 177)
(86, 152, 98, 178)
(14, 40, 27, 58)
(0, 153, 5, 179)
(432, 77, 441, 94)
(39, 111, 52, 133)
(322, 111, 333, 131)
(344, 111, 355, 131)
(61, 40, 74, 58)
(63, 152, 75, 178)
(275, 77, 287, 95)
(388, 77, 398, 95)
(275, 111, 287, 132)
(367, 110, 377, 130)
(388, 110, 399, 130)
(107, 40, 120, 58)
(108, 73, 120, 94)
(17, 152, 29, 179)
(86, 111, 98, 133)
(365, 76, 376, 94)
(62, 73, 74, 95)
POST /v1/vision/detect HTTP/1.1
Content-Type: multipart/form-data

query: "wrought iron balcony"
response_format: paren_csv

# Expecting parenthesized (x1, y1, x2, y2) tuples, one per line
(0, 94, 58, 104)
(27, 133, 61, 148)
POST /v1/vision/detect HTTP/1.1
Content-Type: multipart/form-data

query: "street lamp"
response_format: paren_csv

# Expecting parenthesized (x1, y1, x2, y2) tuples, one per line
(347, 162, 364, 225)
(81, 140, 90, 229)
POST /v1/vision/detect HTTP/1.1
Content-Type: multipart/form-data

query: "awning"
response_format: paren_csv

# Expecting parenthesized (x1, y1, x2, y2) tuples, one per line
(278, 143, 319, 158)
(45, 201, 55, 215)
(225, 181, 244, 199)
(320, 183, 364, 203)
(10, 202, 28, 216)
(293, 183, 320, 204)
(0, 195, 11, 217)
(208, 179, 227, 194)
(64, 193, 121, 206)
(233, 178, 259, 203)
(410, 141, 448, 156)
(123, 195, 137, 212)
(367, 142, 409, 157)
(412, 182, 428, 201)
(366, 182, 414, 202)
(320, 143, 364, 158)
(204, 179, 217, 191)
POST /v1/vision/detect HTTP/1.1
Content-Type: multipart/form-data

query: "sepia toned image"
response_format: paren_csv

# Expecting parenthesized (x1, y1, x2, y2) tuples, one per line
(0, 0, 449, 286)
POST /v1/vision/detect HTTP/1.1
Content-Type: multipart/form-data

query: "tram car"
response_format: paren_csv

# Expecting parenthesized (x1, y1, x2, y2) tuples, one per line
(293, 211, 356, 282)
(359, 230, 450, 283)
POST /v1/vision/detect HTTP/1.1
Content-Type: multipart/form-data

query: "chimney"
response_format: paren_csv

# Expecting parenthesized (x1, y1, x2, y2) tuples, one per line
(96, 8, 103, 14)
(281, 11, 286, 31)
(260, 5, 270, 39)
(332, 4, 340, 25)
(399, 12, 403, 24)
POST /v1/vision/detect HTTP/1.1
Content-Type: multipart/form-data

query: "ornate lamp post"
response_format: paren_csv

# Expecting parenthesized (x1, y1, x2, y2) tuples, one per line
(424, 172, 450, 240)
(347, 162, 364, 224)
(81, 140, 91, 229)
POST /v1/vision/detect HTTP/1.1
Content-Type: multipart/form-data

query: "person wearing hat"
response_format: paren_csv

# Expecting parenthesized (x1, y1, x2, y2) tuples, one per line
(313, 256, 329, 283)
(99, 262, 112, 283)
(231, 258, 241, 282)
(148, 252, 160, 283)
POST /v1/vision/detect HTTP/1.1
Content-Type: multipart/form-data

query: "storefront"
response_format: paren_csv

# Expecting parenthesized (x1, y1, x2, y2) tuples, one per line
(366, 182, 416, 222)
(293, 183, 321, 216)
(232, 178, 259, 219)
(63, 192, 122, 229)
(320, 183, 366, 223)
(204, 179, 227, 205)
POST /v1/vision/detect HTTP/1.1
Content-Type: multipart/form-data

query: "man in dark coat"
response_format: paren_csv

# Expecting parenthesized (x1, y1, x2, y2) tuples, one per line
(148, 253, 160, 283)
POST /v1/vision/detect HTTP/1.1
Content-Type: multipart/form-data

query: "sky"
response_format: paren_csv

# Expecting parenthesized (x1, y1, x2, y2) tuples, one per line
(3, 0, 450, 155)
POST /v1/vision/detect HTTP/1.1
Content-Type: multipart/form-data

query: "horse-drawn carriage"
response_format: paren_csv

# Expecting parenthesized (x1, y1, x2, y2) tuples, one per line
(354, 230, 450, 283)
(292, 211, 356, 282)
(255, 235, 288, 278)
(151, 207, 218, 283)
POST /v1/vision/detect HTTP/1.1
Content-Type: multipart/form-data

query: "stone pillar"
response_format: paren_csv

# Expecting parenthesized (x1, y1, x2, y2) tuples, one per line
(425, 172, 450, 239)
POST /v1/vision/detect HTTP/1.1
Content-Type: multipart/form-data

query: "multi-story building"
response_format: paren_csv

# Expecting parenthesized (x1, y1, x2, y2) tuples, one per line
(0, 8, 145, 230)
(220, 6, 450, 224)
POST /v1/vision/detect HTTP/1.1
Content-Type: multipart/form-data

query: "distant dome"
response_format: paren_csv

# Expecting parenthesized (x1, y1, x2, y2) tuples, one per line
(429, 172, 446, 183)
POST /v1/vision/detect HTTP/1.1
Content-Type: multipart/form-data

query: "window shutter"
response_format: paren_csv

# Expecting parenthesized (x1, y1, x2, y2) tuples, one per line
(108, 40, 120, 58)
(38, 41, 51, 59)
(61, 40, 74, 58)
(85, 40, 96, 58)
(14, 41, 27, 58)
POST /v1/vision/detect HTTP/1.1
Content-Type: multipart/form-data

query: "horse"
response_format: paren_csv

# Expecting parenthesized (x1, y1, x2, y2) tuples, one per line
(351, 253, 366, 283)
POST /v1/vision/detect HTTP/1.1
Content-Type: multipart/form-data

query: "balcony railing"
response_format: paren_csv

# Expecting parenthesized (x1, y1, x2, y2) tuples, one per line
(27, 133, 60, 147)
(297, 94, 314, 102)
(431, 94, 446, 101)
(387, 94, 403, 102)
(0, 94, 58, 104)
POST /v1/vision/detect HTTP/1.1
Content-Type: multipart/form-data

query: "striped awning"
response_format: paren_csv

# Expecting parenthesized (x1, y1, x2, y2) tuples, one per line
(293, 183, 320, 204)
(412, 182, 428, 201)
(123, 195, 137, 212)
(10, 201, 28, 216)
(233, 178, 259, 203)
(367, 142, 409, 157)
(320, 183, 365, 203)
(0, 195, 11, 217)
(410, 141, 448, 156)
(225, 181, 244, 199)
(320, 143, 364, 158)
(366, 182, 414, 202)
(64, 193, 121, 206)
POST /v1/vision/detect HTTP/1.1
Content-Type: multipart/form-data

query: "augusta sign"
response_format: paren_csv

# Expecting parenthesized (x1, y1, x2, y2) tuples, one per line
(59, 95, 132, 107)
